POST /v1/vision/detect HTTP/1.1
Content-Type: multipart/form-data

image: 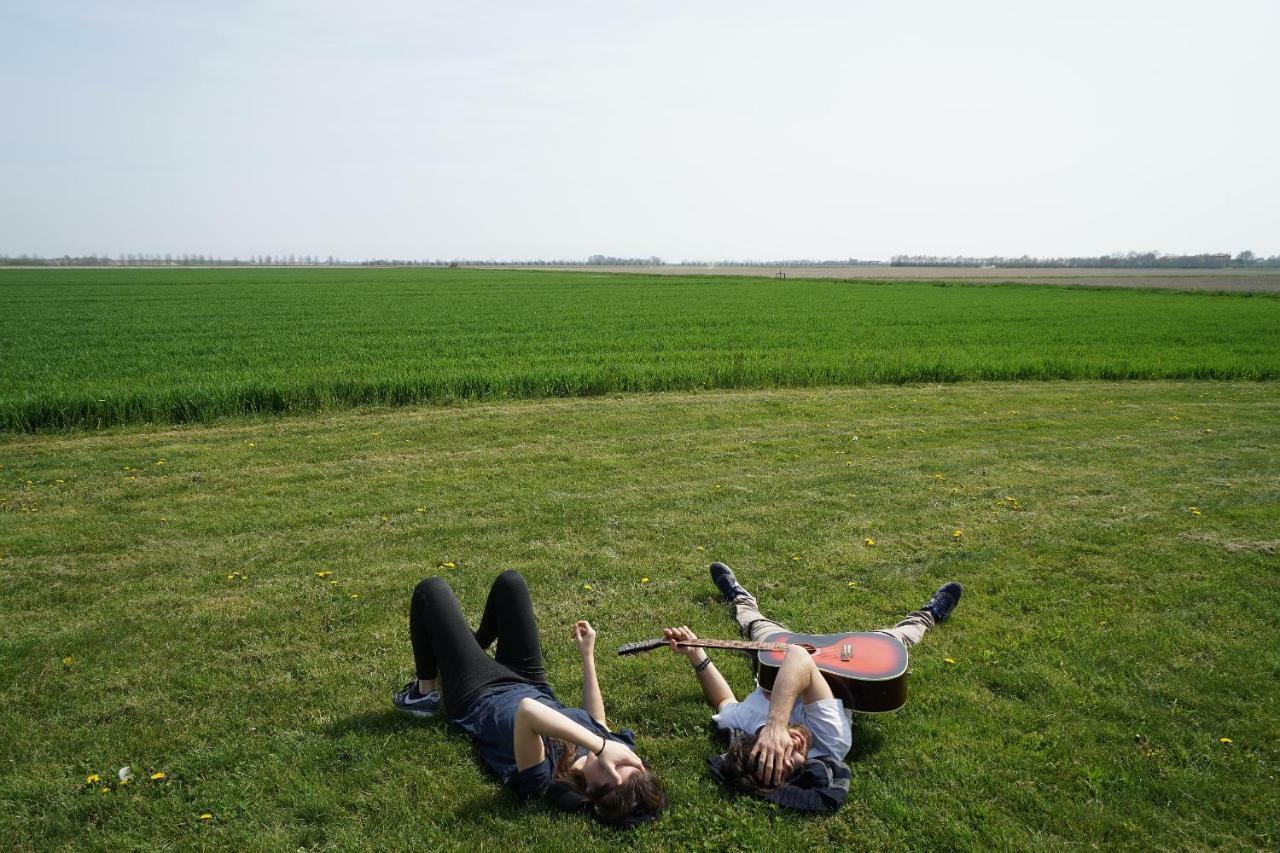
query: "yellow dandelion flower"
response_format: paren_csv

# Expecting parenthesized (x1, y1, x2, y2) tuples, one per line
(155, 459, 165, 465)
(696, 545, 705, 551)
(55, 478, 65, 483)
(329, 580, 338, 586)
(226, 573, 236, 580)
(86, 773, 100, 784)
(444, 561, 455, 568)
(416, 507, 425, 513)
(792, 556, 801, 561)
(641, 577, 650, 583)
(934, 473, 943, 479)
(150, 772, 165, 781)
(199, 812, 213, 820)
(63, 656, 74, 666)
(952, 530, 964, 538)
(371, 431, 380, 437)
(944, 658, 956, 664)
(1219, 737, 1232, 745)
(315, 571, 332, 577)
(350, 593, 360, 599)
(381, 515, 389, 521)
(847, 581, 858, 587)
(101, 786, 111, 794)
(583, 584, 592, 591)
(864, 538, 876, 546)
(247, 441, 256, 447)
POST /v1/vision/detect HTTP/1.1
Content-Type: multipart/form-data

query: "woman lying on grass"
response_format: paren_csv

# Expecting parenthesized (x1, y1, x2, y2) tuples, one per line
(393, 570, 666, 828)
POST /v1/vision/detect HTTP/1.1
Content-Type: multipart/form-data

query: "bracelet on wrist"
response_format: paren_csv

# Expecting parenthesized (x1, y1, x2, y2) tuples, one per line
(594, 735, 608, 756)
(693, 656, 713, 673)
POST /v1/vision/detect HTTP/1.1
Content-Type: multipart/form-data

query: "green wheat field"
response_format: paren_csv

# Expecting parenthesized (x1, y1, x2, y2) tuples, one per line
(2, 267, 1278, 432)
(1, 268, 1277, 850)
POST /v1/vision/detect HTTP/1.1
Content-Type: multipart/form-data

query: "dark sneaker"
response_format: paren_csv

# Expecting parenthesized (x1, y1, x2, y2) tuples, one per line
(710, 562, 750, 602)
(393, 680, 440, 717)
(922, 582, 963, 623)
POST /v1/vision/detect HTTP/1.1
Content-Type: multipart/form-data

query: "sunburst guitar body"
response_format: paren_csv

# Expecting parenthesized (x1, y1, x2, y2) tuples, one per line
(617, 631, 909, 713)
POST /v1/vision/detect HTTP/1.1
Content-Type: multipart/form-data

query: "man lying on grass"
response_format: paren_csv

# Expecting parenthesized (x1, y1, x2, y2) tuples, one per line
(393, 570, 666, 827)
(662, 563, 961, 812)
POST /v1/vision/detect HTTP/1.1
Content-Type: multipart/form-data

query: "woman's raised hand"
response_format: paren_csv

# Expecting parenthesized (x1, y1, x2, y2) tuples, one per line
(595, 738, 642, 784)
(571, 620, 596, 657)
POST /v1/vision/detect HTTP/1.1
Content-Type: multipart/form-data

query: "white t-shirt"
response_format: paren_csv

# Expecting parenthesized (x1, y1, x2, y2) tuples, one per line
(711, 687, 852, 761)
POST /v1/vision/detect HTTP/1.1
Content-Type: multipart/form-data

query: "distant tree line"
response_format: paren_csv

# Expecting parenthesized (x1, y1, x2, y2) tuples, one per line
(3, 251, 1277, 268)
(0, 253, 351, 267)
(0, 254, 491, 267)
(889, 251, 1278, 269)
(674, 258, 886, 267)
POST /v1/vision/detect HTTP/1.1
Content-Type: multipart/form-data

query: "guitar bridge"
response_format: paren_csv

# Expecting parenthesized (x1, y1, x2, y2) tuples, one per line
(840, 643, 853, 661)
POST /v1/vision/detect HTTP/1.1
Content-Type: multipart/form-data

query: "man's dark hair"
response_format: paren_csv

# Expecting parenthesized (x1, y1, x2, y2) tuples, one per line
(716, 727, 810, 795)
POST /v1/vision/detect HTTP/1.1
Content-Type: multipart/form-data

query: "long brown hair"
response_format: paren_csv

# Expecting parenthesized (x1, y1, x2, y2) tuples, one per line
(552, 739, 667, 826)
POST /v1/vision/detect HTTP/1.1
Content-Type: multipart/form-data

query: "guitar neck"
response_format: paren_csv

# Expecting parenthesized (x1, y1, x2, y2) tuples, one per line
(678, 638, 790, 653)
(616, 636, 790, 656)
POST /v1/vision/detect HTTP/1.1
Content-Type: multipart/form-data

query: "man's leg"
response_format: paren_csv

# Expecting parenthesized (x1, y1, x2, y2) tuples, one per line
(709, 562, 790, 641)
(473, 569, 549, 687)
(728, 589, 792, 642)
(873, 609, 935, 648)
(874, 582, 963, 648)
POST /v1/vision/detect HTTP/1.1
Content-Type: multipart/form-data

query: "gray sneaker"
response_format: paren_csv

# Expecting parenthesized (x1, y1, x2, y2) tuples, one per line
(921, 582, 963, 623)
(710, 562, 751, 602)
(393, 681, 440, 717)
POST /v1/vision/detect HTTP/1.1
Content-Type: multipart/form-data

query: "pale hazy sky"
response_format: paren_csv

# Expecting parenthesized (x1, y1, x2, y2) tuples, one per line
(2, 1, 1277, 261)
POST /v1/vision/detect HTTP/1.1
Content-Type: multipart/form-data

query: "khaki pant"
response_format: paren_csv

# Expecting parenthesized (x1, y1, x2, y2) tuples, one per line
(728, 589, 935, 649)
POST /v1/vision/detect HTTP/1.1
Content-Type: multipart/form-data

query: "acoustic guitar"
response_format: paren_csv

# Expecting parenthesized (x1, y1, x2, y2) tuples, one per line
(617, 631, 908, 713)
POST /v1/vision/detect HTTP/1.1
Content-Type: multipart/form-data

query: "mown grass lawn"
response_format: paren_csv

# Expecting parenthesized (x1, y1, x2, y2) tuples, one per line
(1, 381, 1277, 850)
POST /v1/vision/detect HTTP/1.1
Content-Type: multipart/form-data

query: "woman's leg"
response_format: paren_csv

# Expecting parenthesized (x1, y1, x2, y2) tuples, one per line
(473, 570, 549, 687)
(409, 576, 523, 716)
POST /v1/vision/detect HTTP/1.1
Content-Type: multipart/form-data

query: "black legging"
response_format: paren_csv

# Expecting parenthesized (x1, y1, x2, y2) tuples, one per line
(410, 570, 550, 718)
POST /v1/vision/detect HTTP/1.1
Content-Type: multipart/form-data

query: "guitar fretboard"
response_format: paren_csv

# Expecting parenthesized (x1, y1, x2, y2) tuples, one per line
(616, 636, 796, 656)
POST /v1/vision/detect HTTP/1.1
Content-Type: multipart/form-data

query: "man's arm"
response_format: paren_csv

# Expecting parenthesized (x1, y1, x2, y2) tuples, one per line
(662, 626, 736, 710)
(572, 620, 606, 726)
(752, 645, 834, 785)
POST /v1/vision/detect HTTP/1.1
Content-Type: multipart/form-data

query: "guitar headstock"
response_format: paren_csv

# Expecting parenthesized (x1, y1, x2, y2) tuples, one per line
(616, 638, 668, 656)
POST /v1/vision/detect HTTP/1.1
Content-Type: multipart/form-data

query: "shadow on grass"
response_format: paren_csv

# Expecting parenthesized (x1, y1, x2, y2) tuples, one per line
(323, 710, 564, 824)
(324, 709, 442, 738)
(847, 717, 887, 761)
